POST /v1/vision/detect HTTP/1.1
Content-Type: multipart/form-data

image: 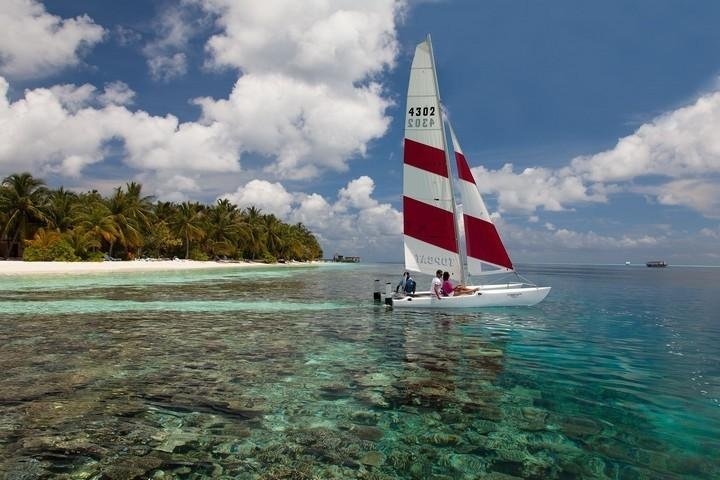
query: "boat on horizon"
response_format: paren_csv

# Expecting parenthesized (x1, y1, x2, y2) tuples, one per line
(646, 260, 667, 268)
(383, 35, 550, 309)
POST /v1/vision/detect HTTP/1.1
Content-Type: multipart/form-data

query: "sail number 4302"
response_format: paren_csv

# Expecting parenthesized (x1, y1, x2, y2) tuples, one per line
(407, 106, 436, 128)
(408, 106, 435, 117)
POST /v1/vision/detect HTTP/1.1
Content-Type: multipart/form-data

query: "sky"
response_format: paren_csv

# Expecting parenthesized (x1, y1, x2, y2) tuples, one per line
(1, 0, 720, 265)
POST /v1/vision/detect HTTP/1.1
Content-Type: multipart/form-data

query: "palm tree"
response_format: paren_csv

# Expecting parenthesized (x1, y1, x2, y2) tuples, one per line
(263, 214, 284, 258)
(206, 199, 241, 258)
(106, 187, 140, 258)
(169, 202, 206, 259)
(123, 182, 155, 256)
(46, 187, 79, 232)
(0, 173, 49, 257)
(64, 228, 100, 259)
(73, 201, 118, 253)
(238, 206, 266, 259)
(24, 228, 62, 249)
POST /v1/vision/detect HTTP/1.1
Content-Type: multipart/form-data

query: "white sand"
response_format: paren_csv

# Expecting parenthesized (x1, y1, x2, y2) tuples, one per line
(0, 260, 320, 276)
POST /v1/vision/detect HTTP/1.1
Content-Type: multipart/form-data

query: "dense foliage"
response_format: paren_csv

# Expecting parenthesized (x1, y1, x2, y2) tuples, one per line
(0, 173, 323, 262)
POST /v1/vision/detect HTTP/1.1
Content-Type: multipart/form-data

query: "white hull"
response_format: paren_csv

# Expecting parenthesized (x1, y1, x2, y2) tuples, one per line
(389, 286, 551, 309)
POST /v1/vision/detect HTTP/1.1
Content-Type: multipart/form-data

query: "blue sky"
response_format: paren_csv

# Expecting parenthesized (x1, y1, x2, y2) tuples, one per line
(1, 0, 719, 264)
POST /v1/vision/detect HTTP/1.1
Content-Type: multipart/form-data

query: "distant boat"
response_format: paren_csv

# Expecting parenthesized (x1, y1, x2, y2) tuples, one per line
(625, 261, 631, 266)
(646, 261, 667, 268)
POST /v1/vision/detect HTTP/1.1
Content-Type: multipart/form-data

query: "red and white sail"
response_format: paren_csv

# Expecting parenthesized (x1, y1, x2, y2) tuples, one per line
(450, 125, 514, 275)
(403, 38, 462, 279)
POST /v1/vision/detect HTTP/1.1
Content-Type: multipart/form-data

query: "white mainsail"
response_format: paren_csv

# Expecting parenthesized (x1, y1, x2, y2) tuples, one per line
(403, 36, 462, 279)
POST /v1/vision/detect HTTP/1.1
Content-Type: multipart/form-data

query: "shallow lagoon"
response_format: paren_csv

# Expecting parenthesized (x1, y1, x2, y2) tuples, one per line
(1, 263, 718, 479)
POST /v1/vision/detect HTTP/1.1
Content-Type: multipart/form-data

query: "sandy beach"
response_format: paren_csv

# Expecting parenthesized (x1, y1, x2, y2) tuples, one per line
(0, 260, 320, 276)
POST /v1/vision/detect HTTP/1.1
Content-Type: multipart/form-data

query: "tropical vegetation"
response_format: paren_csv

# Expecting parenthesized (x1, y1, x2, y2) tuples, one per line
(0, 173, 323, 262)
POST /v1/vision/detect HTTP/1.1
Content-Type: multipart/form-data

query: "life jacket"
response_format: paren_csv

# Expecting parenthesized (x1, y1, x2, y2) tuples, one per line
(404, 278, 416, 293)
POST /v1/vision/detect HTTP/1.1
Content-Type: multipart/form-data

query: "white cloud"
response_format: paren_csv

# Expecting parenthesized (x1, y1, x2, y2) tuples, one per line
(634, 179, 720, 219)
(197, 0, 400, 84)
(185, 0, 400, 179)
(470, 88, 720, 218)
(571, 91, 720, 182)
(0, 1, 401, 187)
(48, 83, 96, 112)
(137, 173, 201, 203)
(700, 226, 720, 239)
(0, 77, 239, 178)
(221, 179, 294, 218)
(141, 6, 199, 81)
(492, 214, 662, 254)
(99, 81, 135, 106)
(471, 163, 605, 213)
(195, 75, 391, 179)
(0, 0, 105, 78)
(551, 228, 659, 249)
(113, 25, 141, 46)
(147, 53, 188, 82)
(336, 176, 382, 211)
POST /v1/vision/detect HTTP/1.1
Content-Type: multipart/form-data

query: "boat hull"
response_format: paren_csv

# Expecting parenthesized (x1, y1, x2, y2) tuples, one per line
(389, 286, 551, 309)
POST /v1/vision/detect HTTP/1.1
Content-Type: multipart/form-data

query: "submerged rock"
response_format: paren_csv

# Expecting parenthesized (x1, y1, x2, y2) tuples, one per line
(101, 454, 163, 480)
(359, 451, 386, 467)
(560, 415, 602, 438)
(518, 406, 548, 432)
(352, 425, 384, 442)
(424, 433, 462, 447)
(356, 372, 394, 388)
(350, 410, 380, 425)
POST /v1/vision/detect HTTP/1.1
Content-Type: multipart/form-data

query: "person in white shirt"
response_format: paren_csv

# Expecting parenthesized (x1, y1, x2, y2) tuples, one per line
(431, 269, 443, 299)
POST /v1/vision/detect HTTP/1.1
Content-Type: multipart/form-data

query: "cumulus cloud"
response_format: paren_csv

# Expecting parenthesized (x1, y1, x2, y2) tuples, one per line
(195, 75, 391, 179)
(0, 1, 401, 186)
(221, 179, 295, 218)
(571, 91, 720, 182)
(147, 53, 188, 82)
(48, 83, 97, 112)
(700, 226, 720, 239)
(185, 0, 400, 179)
(491, 213, 662, 258)
(98, 81, 135, 106)
(197, 0, 400, 83)
(634, 179, 720, 219)
(219, 176, 402, 256)
(0, 0, 105, 78)
(472, 163, 605, 213)
(472, 88, 720, 218)
(0, 77, 238, 178)
(135, 172, 201, 203)
(141, 6, 198, 81)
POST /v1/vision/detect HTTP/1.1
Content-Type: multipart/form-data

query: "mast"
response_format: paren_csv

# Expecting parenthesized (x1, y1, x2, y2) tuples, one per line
(426, 34, 467, 285)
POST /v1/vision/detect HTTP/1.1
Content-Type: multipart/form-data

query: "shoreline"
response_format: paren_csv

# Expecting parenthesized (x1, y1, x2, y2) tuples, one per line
(0, 260, 321, 276)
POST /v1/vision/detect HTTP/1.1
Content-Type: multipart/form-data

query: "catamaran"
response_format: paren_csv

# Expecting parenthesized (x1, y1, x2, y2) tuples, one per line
(385, 35, 551, 309)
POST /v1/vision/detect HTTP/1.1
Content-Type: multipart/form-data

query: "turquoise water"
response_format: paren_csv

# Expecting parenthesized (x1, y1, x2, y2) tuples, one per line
(1, 263, 718, 479)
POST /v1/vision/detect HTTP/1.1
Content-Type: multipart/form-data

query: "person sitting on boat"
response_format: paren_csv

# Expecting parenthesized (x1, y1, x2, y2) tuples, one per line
(442, 271, 479, 296)
(396, 271, 410, 293)
(432, 269, 443, 299)
(403, 274, 416, 295)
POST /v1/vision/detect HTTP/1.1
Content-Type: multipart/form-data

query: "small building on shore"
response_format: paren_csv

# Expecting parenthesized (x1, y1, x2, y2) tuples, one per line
(332, 254, 360, 263)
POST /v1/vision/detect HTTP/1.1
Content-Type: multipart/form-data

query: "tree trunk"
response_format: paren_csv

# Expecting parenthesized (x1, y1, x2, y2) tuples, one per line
(185, 232, 190, 259)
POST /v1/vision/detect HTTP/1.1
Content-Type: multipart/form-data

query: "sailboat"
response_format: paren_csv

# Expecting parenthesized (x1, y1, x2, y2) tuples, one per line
(387, 35, 551, 309)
